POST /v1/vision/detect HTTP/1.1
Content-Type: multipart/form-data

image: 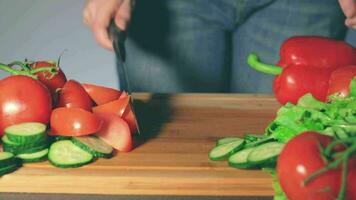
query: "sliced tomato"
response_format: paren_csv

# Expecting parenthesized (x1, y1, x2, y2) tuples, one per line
(92, 97, 130, 116)
(119, 91, 128, 99)
(95, 113, 132, 152)
(82, 83, 122, 105)
(50, 107, 102, 136)
(59, 80, 93, 111)
(122, 104, 138, 134)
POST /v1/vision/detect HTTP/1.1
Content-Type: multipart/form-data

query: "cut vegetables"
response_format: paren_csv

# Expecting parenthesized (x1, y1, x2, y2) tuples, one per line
(5, 122, 47, 144)
(17, 148, 49, 163)
(209, 138, 245, 161)
(48, 140, 93, 168)
(72, 136, 113, 158)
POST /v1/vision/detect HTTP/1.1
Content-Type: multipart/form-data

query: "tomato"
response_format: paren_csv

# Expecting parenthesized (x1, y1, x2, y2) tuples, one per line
(58, 80, 93, 111)
(95, 113, 132, 152)
(0, 75, 52, 135)
(122, 104, 138, 134)
(29, 61, 67, 94)
(92, 96, 138, 134)
(50, 107, 102, 136)
(82, 83, 122, 105)
(327, 66, 356, 98)
(92, 97, 129, 116)
(277, 131, 356, 200)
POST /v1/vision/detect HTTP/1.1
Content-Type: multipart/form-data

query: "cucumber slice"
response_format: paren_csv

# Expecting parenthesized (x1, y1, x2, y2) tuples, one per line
(228, 148, 255, 169)
(0, 152, 16, 168)
(216, 137, 241, 146)
(17, 148, 49, 163)
(2, 135, 48, 155)
(247, 142, 285, 166)
(48, 140, 94, 168)
(209, 138, 245, 161)
(72, 136, 113, 158)
(5, 122, 47, 144)
(0, 164, 19, 176)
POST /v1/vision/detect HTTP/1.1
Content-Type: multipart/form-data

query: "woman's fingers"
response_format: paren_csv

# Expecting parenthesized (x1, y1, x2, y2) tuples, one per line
(82, 0, 133, 50)
(339, 0, 356, 29)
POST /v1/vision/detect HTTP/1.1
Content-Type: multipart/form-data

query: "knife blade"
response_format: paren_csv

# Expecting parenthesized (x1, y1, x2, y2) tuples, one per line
(108, 19, 141, 135)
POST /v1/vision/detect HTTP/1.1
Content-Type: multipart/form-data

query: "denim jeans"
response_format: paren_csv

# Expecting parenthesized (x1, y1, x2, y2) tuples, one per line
(125, 0, 346, 93)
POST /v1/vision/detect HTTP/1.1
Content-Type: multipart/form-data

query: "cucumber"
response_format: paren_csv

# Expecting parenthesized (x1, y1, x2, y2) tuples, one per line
(0, 164, 19, 176)
(72, 136, 113, 158)
(216, 137, 241, 146)
(247, 142, 285, 166)
(209, 138, 245, 161)
(0, 152, 16, 168)
(228, 148, 255, 169)
(17, 148, 49, 163)
(2, 135, 48, 155)
(48, 140, 94, 168)
(5, 122, 47, 144)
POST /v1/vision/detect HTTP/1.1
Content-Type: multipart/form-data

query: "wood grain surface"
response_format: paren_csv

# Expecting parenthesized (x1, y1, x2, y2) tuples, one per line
(0, 93, 280, 196)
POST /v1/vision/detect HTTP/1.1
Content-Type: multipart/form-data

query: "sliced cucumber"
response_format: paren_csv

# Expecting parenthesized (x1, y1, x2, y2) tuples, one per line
(216, 137, 241, 146)
(17, 148, 49, 163)
(247, 142, 285, 166)
(0, 152, 16, 168)
(5, 122, 47, 144)
(2, 135, 48, 155)
(48, 140, 94, 168)
(0, 164, 19, 176)
(228, 148, 255, 169)
(72, 136, 113, 158)
(209, 138, 245, 161)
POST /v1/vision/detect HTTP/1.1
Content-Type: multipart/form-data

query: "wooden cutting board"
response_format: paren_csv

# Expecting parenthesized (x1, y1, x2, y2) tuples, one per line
(0, 93, 280, 197)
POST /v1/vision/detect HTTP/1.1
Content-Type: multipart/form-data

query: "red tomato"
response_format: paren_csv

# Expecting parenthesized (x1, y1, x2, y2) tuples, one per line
(122, 104, 138, 134)
(82, 83, 122, 105)
(29, 61, 67, 94)
(0, 75, 52, 135)
(95, 113, 132, 152)
(50, 107, 102, 136)
(119, 91, 128, 99)
(92, 97, 129, 116)
(327, 66, 356, 98)
(58, 80, 93, 111)
(277, 131, 356, 200)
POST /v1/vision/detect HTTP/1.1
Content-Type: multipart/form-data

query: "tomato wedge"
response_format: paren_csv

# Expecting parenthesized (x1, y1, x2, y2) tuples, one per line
(82, 83, 122, 105)
(122, 104, 138, 134)
(95, 113, 132, 152)
(59, 80, 93, 111)
(92, 97, 130, 116)
(50, 107, 102, 136)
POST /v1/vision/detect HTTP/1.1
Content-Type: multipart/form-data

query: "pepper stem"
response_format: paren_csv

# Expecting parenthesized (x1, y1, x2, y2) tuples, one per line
(247, 53, 283, 75)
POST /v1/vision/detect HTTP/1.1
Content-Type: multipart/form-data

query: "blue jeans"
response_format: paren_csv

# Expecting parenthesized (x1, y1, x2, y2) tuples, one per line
(125, 0, 346, 93)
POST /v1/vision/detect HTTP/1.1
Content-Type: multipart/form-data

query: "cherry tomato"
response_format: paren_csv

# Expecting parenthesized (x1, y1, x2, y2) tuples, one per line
(29, 61, 67, 94)
(50, 107, 102, 136)
(95, 113, 132, 152)
(82, 83, 122, 105)
(0, 75, 52, 135)
(327, 66, 356, 98)
(277, 131, 356, 200)
(58, 80, 93, 111)
(92, 97, 129, 117)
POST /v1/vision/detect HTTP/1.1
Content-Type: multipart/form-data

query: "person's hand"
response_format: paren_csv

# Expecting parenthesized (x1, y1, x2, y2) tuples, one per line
(339, 0, 356, 29)
(83, 0, 133, 51)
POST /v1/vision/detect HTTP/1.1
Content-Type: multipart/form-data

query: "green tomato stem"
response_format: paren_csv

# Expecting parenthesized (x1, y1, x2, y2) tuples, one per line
(0, 63, 58, 80)
(7, 61, 31, 71)
(247, 53, 283, 75)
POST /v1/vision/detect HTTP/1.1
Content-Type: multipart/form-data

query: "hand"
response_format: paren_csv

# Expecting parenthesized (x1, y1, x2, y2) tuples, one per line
(339, 0, 356, 29)
(83, 0, 133, 50)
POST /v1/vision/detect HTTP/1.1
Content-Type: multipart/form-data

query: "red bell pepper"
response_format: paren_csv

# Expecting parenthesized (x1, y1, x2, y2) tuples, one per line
(248, 36, 356, 104)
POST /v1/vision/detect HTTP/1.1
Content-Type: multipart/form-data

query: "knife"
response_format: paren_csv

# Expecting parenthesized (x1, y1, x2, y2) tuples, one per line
(108, 19, 141, 135)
